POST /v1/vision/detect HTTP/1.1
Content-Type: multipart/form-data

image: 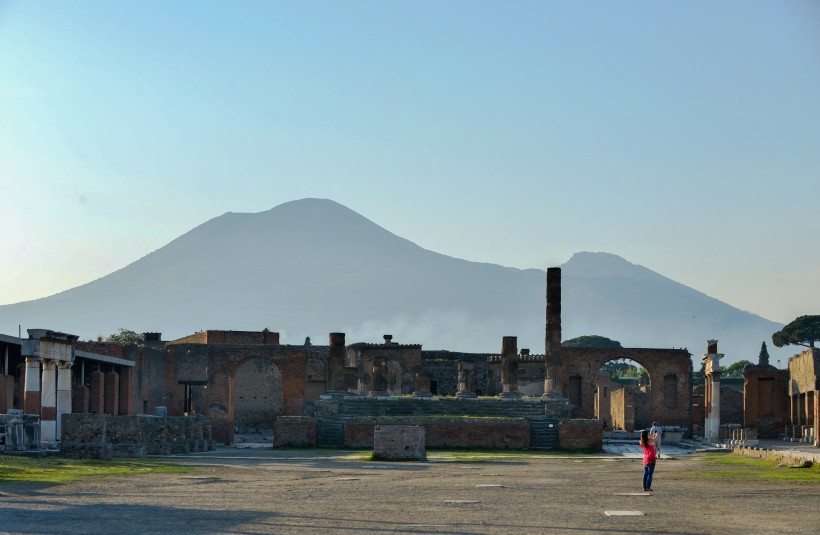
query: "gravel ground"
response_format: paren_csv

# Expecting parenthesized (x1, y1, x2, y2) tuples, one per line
(1, 449, 819, 534)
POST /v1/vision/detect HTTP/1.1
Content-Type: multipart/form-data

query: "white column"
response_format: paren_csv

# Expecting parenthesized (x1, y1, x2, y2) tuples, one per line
(709, 373, 721, 440)
(56, 361, 73, 438)
(23, 356, 41, 414)
(40, 359, 57, 443)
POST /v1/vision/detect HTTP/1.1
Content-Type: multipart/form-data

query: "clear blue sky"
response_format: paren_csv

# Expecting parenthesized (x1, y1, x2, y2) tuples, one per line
(1, 0, 818, 324)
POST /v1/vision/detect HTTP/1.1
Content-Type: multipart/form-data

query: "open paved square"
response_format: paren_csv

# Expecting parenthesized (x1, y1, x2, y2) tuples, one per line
(1, 449, 819, 534)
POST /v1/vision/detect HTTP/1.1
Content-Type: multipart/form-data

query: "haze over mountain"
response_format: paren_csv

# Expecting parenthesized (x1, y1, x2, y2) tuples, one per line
(0, 198, 788, 366)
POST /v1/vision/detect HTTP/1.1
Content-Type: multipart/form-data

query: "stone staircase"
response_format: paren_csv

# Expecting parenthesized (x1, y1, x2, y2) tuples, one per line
(528, 416, 559, 449)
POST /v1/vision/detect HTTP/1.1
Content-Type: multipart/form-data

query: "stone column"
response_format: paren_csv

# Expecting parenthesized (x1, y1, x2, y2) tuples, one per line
(40, 359, 58, 443)
(500, 336, 520, 398)
(701, 339, 723, 441)
(412, 372, 432, 397)
(23, 356, 41, 415)
(544, 267, 563, 397)
(327, 332, 346, 393)
(456, 360, 476, 398)
(369, 357, 388, 396)
(56, 360, 73, 438)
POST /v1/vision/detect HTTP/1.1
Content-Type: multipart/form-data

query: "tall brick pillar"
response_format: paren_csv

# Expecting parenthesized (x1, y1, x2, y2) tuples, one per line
(119, 367, 136, 415)
(544, 267, 563, 398)
(23, 356, 41, 415)
(90, 370, 105, 413)
(104, 371, 120, 415)
(500, 336, 520, 398)
(327, 332, 346, 393)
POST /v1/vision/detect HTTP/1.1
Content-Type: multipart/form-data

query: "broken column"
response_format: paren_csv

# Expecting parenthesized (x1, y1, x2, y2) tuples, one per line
(701, 339, 724, 441)
(500, 336, 520, 398)
(544, 267, 563, 398)
(412, 372, 432, 397)
(369, 356, 388, 396)
(456, 360, 476, 398)
(326, 332, 346, 394)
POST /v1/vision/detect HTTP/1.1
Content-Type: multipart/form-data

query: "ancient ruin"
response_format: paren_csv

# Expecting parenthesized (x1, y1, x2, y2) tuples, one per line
(0, 267, 817, 456)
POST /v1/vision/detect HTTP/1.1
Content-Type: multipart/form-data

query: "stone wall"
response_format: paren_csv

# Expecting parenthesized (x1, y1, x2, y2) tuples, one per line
(60, 413, 214, 459)
(558, 419, 603, 451)
(344, 417, 529, 449)
(273, 416, 316, 447)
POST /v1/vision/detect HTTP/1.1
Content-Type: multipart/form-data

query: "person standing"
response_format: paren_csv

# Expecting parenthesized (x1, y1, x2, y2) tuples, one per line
(649, 421, 662, 458)
(640, 429, 657, 491)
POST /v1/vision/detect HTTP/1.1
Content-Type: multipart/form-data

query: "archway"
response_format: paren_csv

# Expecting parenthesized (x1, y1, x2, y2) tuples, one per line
(231, 357, 283, 443)
(563, 347, 692, 432)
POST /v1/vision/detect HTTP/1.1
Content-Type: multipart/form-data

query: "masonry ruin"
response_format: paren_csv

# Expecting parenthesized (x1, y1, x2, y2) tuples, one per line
(1, 267, 817, 456)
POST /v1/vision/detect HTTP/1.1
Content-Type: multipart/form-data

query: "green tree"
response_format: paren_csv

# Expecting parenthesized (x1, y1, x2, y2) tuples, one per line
(106, 328, 143, 345)
(772, 315, 820, 349)
(758, 341, 770, 366)
(724, 360, 753, 377)
(562, 335, 622, 348)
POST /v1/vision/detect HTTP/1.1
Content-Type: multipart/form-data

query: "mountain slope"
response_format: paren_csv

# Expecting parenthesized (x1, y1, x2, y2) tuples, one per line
(0, 199, 786, 365)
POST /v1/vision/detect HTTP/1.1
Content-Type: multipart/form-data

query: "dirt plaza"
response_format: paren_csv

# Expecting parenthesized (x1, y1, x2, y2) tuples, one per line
(1, 448, 819, 535)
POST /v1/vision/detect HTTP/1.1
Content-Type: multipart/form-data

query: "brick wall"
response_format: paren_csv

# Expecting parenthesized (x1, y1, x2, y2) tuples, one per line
(167, 330, 280, 346)
(344, 417, 529, 449)
(0, 374, 13, 413)
(74, 341, 125, 358)
(273, 416, 316, 447)
(743, 366, 789, 438)
(558, 419, 603, 451)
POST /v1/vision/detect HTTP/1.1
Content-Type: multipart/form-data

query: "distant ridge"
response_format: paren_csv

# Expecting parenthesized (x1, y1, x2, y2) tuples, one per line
(0, 198, 786, 365)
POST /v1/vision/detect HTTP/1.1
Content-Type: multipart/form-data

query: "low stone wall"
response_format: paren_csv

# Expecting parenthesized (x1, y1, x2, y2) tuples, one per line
(61, 413, 215, 459)
(732, 445, 820, 465)
(344, 417, 529, 449)
(558, 419, 603, 451)
(273, 416, 316, 447)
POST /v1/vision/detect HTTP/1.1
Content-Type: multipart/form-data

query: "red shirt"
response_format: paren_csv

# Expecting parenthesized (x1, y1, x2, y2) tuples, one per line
(641, 443, 656, 465)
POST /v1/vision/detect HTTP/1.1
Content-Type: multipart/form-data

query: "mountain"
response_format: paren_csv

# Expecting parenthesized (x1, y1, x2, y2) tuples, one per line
(0, 198, 787, 365)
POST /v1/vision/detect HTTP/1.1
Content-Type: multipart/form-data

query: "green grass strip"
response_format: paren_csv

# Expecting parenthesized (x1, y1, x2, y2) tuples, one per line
(685, 453, 820, 483)
(0, 455, 193, 484)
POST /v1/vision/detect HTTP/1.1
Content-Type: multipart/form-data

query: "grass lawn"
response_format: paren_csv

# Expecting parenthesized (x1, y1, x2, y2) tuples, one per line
(685, 453, 820, 483)
(0, 455, 193, 484)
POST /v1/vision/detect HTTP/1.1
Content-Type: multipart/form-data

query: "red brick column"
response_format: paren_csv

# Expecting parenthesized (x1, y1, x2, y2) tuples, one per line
(119, 367, 136, 415)
(104, 371, 120, 415)
(90, 371, 105, 413)
(0, 374, 13, 413)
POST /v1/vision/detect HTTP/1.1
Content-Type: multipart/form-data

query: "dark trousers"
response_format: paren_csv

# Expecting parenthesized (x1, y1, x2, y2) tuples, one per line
(643, 462, 656, 490)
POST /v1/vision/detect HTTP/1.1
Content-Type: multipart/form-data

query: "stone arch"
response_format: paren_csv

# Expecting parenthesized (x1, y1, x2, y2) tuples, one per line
(562, 347, 692, 431)
(202, 346, 308, 445)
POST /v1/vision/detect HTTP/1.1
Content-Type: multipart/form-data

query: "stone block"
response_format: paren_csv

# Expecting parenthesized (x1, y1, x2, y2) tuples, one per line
(373, 425, 425, 461)
(273, 416, 316, 447)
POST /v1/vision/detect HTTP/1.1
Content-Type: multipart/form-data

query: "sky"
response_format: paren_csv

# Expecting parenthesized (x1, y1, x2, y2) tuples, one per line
(1, 0, 818, 325)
